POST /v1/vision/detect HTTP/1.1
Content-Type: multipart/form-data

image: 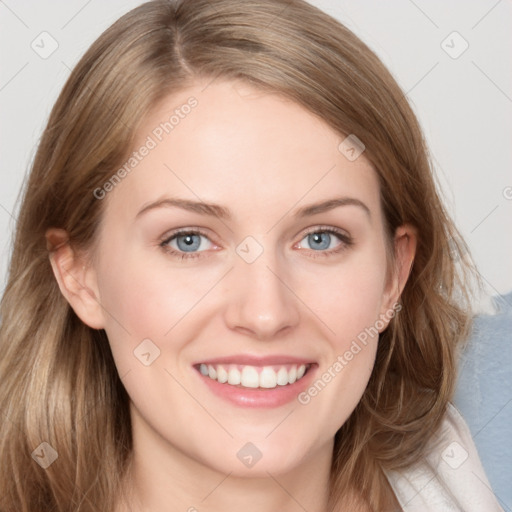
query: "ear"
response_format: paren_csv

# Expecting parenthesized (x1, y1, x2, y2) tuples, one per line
(378, 224, 417, 329)
(46, 228, 106, 329)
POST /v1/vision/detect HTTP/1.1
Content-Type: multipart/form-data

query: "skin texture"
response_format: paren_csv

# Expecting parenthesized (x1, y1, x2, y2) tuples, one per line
(47, 78, 415, 512)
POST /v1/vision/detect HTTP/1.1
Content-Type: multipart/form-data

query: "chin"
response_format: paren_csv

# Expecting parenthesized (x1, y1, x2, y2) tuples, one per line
(195, 436, 320, 478)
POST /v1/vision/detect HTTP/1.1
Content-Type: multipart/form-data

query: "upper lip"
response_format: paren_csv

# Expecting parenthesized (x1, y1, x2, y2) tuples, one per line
(193, 354, 316, 367)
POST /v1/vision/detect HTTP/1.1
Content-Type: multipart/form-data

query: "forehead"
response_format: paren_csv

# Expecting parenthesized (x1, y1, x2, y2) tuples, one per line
(103, 79, 381, 224)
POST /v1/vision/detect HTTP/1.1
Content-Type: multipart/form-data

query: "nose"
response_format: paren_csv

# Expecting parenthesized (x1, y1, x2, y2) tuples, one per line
(223, 244, 301, 340)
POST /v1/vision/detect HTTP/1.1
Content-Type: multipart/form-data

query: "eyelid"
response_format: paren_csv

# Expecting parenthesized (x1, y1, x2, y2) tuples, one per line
(160, 226, 214, 244)
(297, 224, 351, 241)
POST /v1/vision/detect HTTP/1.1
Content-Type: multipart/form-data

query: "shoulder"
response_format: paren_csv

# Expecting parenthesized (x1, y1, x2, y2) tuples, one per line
(383, 403, 504, 511)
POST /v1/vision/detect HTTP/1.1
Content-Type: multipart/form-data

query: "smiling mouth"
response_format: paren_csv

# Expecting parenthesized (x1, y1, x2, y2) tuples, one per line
(195, 363, 313, 389)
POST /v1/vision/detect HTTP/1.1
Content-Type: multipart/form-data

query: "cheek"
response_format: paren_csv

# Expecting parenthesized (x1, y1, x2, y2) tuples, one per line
(302, 253, 388, 343)
(94, 244, 220, 363)
(324, 281, 383, 374)
(293, 252, 387, 419)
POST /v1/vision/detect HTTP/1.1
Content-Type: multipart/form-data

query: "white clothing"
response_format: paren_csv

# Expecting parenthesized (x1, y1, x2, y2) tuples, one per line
(385, 403, 504, 511)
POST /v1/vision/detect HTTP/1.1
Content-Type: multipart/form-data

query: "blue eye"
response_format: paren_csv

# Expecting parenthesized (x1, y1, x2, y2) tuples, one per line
(160, 226, 353, 261)
(160, 229, 214, 259)
(296, 227, 353, 258)
(301, 231, 336, 250)
(173, 233, 203, 252)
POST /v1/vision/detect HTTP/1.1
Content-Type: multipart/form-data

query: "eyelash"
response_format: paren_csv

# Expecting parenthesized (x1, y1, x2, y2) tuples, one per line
(159, 226, 353, 261)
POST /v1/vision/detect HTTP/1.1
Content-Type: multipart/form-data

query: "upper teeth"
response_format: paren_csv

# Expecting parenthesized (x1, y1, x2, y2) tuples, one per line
(198, 363, 308, 389)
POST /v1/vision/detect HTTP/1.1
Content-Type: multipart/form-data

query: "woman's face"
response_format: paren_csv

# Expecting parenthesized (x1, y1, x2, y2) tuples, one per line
(75, 79, 408, 477)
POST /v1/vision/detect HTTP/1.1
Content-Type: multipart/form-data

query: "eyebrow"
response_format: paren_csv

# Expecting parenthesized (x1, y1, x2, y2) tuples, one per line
(135, 196, 371, 220)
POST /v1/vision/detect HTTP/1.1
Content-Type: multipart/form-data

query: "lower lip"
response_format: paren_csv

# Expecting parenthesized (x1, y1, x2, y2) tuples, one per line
(195, 365, 318, 408)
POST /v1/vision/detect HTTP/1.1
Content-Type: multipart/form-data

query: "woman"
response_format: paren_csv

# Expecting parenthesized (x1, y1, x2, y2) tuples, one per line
(0, 0, 503, 510)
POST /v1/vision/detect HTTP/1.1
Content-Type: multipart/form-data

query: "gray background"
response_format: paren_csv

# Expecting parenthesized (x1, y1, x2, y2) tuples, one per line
(1, 0, 511, 509)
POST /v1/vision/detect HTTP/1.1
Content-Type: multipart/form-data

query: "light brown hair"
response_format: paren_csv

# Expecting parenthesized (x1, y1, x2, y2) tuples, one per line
(0, 0, 476, 510)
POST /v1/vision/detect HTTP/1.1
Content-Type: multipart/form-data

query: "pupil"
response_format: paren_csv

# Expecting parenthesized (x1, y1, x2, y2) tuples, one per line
(177, 234, 200, 252)
(310, 232, 329, 250)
